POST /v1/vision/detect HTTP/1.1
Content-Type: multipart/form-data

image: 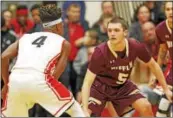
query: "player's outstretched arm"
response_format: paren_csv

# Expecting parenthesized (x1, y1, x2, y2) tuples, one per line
(1, 40, 19, 84)
(81, 69, 96, 117)
(157, 43, 168, 67)
(52, 40, 71, 80)
(146, 58, 172, 102)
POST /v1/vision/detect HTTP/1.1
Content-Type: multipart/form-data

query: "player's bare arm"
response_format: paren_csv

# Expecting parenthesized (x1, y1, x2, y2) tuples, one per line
(52, 40, 71, 80)
(146, 58, 172, 102)
(157, 43, 168, 67)
(82, 69, 96, 116)
(1, 40, 19, 85)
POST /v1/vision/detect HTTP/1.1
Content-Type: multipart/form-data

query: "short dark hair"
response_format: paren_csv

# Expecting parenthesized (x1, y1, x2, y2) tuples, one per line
(17, 5, 28, 10)
(30, 4, 40, 12)
(39, 5, 62, 23)
(42, 1, 57, 6)
(107, 17, 128, 30)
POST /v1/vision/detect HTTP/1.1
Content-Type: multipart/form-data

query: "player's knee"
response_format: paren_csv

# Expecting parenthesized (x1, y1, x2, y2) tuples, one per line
(141, 102, 152, 113)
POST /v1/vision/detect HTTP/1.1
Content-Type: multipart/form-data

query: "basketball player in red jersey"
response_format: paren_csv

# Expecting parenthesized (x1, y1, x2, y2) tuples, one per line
(1, 5, 85, 117)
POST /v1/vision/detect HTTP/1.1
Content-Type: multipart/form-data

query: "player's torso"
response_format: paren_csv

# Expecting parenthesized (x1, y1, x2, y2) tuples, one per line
(156, 21, 173, 60)
(13, 32, 64, 74)
(166, 34, 172, 60)
(96, 40, 137, 86)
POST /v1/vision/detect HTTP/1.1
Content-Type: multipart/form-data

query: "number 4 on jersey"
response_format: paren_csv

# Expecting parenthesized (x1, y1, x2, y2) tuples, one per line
(32, 36, 47, 47)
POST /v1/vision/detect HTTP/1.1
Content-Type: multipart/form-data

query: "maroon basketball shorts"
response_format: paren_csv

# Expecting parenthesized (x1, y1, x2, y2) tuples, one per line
(88, 79, 145, 116)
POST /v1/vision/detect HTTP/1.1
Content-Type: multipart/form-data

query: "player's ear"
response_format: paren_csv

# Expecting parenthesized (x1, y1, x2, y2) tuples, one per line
(56, 23, 63, 31)
(55, 23, 64, 35)
(124, 30, 128, 37)
(55, 24, 59, 30)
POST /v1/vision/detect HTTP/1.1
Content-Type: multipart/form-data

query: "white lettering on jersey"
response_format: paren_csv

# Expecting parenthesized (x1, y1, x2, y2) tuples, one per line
(167, 41, 172, 48)
(111, 61, 133, 71)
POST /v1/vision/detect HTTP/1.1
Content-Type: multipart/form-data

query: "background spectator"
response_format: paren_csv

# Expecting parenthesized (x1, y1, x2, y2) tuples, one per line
(10, 5, 34, 38)
(8, 4, 17, 18)
(1, 14, 17, 53)
(129, 4, 151, 42)
(92, 1, 116, 42)
(142, 21, 159, 60)
(92, 1, 116, 29)
(1, 14, 17, 72)
(62, 1, 89, 31)
(63, 3, 85, 97)
(92, 14, 113, 42)
(73, 30, 98, 99)
(75, 46, 96, 103)
(131, 21, 159, 85)
(28, 4, 43, 33)
(2, 10, 12, 28)
(139, 21, 159, 83)
(144, 1, 165, 25)
(101, 1, 116, 17)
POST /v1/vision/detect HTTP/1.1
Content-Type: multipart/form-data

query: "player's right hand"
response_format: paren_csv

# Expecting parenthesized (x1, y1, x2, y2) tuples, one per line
(148, 78, 157, 89)
(164, 89, 173, 103)
(1, 84, 8, 100)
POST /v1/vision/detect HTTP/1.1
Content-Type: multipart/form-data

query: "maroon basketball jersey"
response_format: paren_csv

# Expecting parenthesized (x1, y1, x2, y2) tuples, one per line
(89, 39, 151, 86)
(156, 20, 173, 60)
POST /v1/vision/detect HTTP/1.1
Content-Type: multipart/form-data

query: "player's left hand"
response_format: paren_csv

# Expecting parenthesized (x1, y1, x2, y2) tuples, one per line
(1, 84, 8, 100)
(164, 89, 173, 103)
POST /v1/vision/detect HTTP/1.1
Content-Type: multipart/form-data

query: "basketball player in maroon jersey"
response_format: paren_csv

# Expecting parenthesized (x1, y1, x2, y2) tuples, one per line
(82, 17, 172, 117)
(155, 2, 173, 117)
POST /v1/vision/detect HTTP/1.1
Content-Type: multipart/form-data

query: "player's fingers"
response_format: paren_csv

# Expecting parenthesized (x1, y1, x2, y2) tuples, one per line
(168, 96, 173, 103)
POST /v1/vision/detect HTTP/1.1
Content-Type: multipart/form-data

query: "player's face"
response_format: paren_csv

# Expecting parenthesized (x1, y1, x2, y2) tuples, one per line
(107, 23, 125, 43)
(31, 9, 41, 24)
(137, 6, 150, 23)
(165, 2, 173, 22)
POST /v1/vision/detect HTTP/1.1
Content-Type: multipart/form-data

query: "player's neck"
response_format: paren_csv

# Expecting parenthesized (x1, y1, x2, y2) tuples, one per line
(44, 29, 51, 32)
(44, 29, 58, 34)
(168, 20, 173, 29)
(109, 39, 126, 52)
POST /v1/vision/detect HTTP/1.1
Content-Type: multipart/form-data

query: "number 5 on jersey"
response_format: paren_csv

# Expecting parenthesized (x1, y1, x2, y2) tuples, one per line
(32, 36, 47, 47)
(116, 73, 128, 85)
